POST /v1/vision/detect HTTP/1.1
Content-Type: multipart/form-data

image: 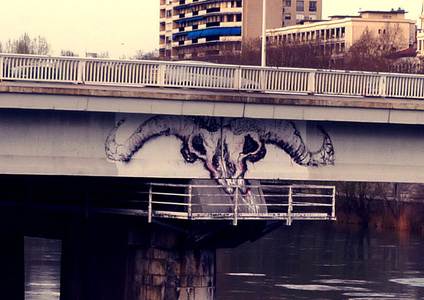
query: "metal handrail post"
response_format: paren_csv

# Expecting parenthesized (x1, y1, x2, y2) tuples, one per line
(0, 55, 3, 81)
(307, 70, 316, 94)
(77, 59, 86, 84)
(331, 186, 336, 220)
(233, 186, 239, 226)
(379, 75, 387, 97)
(158, 63, 166, 86)
(234, 66, 241, 90)
(260, 69, 267, 91)
(148, 185, 153, 223)
(188, 185, 193, 220)
(287, 186, 293, 226)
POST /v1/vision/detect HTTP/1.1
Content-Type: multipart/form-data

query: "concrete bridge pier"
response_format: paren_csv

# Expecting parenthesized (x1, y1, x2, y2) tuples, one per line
(125, 224, 216, 300)
(0, 206, 23, 300)
(60, 216, 217, 300)
(126, 246, 215, 300)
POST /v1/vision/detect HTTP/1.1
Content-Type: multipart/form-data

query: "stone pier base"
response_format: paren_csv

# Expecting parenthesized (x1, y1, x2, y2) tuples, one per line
(127, 247, 215, 300)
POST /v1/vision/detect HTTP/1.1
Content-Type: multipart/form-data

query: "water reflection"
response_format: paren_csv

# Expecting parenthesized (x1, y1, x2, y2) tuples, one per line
(24, 237, 61, 300)
(217, 223, 424, 300)
(23, 223, 424, 299)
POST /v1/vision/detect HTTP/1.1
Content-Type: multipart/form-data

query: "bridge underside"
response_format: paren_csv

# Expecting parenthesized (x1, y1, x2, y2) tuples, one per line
(2, 174, 281, 300)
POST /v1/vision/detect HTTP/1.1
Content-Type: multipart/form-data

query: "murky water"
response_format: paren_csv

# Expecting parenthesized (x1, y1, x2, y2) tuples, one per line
(24, 237, 61, 300)
(217, 223, 424, 300)
(24, 223, 424, 299)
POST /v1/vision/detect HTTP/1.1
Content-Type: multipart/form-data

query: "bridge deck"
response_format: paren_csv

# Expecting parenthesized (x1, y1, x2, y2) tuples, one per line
(1, 53, 424, 102)
(2, 80, 424, 125)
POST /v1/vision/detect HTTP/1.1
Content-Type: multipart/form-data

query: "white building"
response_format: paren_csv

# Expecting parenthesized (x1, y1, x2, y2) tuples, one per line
(267, 9, 416, 55)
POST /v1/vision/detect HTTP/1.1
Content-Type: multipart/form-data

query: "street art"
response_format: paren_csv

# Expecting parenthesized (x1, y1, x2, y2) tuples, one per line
(105, 116, 335, 213)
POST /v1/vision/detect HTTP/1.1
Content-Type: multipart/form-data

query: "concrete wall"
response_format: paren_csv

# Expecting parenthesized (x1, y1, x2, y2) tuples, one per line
(1, 109, 424, 183)
(243, 0, 283, 40)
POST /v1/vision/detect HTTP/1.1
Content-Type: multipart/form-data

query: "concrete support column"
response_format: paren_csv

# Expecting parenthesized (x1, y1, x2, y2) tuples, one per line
(0, 208, 23, 300)
(127, 247, 215, 300)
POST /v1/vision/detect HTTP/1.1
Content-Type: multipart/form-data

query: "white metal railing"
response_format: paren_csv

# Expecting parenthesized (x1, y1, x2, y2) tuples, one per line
(144, 183, 336, 226)
(1, 53, 424, 100)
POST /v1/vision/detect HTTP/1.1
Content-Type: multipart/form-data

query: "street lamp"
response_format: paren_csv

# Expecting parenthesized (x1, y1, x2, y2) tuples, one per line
(261, 0, 267, 67)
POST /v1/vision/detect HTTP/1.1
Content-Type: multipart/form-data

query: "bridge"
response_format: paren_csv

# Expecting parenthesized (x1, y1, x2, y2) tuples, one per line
(1, 53, 424, 300)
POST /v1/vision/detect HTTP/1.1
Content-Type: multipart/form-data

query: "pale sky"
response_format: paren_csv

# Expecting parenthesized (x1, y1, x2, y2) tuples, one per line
(0, 0, 422, 58)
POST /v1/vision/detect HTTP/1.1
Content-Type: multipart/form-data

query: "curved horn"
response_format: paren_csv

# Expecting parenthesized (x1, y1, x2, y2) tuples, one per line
(105, 116, 198, 162)
(230, 119, 335, 167)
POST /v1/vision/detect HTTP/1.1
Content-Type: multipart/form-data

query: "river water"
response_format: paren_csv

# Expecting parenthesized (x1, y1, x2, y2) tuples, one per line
(25, 223, 424, 299)
(217, 223, 424, 300)
(24, 237, 61, 300)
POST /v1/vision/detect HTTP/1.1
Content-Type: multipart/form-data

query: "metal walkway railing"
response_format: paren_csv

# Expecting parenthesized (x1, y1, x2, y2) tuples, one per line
(1, 53, 424, 100)
(144, 183, 336, 226)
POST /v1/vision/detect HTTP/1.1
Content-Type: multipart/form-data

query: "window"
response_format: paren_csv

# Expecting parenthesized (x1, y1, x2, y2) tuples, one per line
(285, 0, 291, 6)
(206, 36, 219, 41)
(309, 1, 317, 12)
(296, 0, 304, 12)
(236, 14, 242, 22)
(206, 7, 220, 13)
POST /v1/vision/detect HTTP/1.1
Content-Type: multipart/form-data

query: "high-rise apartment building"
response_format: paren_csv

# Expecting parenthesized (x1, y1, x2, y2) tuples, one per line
(282, 0, 322, 27)
(159, 0, 322, 59)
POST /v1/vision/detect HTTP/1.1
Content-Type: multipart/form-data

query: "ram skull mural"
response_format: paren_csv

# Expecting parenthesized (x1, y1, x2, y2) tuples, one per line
(105, 116, 335, 213)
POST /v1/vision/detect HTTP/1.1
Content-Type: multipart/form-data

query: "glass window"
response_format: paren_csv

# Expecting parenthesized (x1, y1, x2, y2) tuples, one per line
(309, 1, 317, 12)
(285, 0, 291, 6)
(296, 0, 304, 12)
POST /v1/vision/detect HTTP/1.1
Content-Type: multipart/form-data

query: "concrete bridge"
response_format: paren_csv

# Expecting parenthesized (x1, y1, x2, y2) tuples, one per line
(2, 53, 424, 300)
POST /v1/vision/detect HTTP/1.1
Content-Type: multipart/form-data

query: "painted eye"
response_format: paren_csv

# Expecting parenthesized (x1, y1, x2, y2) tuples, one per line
(243, 134, 259, 154)
(192, 135, 207, 155)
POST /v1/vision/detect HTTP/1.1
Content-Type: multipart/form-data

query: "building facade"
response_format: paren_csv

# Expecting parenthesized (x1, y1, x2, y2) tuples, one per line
(267, 10, 416, 56)
(159, 0, 322, 60)
(282, 0, 322, 27)
(417, 1, 424, 56)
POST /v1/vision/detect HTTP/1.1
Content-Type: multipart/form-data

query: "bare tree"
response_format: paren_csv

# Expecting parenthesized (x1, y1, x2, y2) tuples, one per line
(336, 182, 393, 225)
(97, 51, 110, 59)
(60, 50, 78, 57)
(132, 50, 159, 60)
(344, 26, 405, 72)
(3, 33, 49, 55)
(267, 39, 332, 69)
(211, 38, 331, 68)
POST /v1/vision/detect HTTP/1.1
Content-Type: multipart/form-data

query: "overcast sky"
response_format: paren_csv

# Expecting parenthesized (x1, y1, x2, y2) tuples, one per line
(0, 0, 422, 57)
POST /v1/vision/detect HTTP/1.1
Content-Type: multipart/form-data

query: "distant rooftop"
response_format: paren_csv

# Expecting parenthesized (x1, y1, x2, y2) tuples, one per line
(359, 9, 406, 14)
(328, 15, 360, 19)
(298, 19, 328, 25)
(329, 9, 407, 21)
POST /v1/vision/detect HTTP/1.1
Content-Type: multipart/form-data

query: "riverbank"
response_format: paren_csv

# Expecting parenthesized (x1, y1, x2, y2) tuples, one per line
(336, 197, 424, 235)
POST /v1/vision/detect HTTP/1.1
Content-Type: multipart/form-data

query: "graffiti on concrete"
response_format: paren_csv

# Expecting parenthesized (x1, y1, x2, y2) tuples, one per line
(105, 116, 335, 212)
